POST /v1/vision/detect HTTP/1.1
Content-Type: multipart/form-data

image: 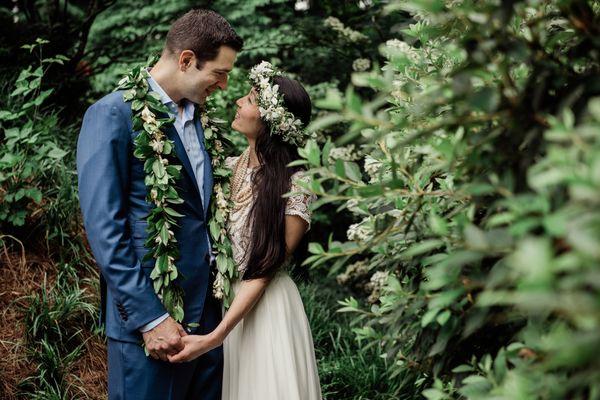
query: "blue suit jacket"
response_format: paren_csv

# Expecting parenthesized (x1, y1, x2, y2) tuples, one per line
(77, 91, 214, 343)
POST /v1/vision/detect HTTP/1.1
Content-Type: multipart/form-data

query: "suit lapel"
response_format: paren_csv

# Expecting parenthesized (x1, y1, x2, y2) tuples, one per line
(163, 122, 204, 216)
(194, 117, 213, 218)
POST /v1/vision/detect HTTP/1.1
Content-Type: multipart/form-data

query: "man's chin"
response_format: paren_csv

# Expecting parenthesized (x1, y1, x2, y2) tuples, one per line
(192, 96, 207, 106)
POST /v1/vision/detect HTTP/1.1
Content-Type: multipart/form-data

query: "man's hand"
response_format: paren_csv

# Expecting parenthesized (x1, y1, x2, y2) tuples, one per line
(142, 316, 187, 361)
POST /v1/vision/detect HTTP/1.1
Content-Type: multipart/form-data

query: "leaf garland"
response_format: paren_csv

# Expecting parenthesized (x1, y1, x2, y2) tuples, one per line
(117, 64, 186, 322)
(201, 110, 239, 309)
(117, 60, 240, 323)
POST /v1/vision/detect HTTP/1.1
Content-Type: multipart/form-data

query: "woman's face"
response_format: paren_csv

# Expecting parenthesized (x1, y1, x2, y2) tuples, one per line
(232, 88, 263, 140)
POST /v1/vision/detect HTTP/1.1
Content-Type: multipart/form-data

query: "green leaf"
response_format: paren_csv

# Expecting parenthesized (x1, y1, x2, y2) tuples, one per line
(159, 224, 169, 245)
(305, 140, 321, 167)
(164, 207, 184, 218)
(47, 147, 67, 159)
(315, 88, 343, 111)
(429, 210, 448, 235)
(400, 239, 444, 259)
(25, 188, 43, 204)
(152, 159, 166, 178)
(344, 161, 362, 182)
(308, 242, 325, 254)
(421, 309, 439, 327)
(436, 310, 451, 326)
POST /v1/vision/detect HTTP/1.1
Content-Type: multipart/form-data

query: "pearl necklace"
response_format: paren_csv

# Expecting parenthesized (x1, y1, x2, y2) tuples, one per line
(230, 147, 255, 212)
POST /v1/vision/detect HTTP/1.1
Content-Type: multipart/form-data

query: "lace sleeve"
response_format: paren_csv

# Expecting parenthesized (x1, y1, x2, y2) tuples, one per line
(285, 171, 316, 231)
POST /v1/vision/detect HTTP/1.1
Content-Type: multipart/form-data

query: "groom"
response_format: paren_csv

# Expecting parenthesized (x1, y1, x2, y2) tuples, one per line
(77, 9, 242, 400)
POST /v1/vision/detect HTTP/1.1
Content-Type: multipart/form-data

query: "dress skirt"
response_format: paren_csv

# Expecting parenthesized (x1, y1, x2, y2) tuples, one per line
(222, 272, 322, 400)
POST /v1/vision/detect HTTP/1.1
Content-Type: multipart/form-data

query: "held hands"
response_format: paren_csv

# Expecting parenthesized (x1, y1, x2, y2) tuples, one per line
(167, 332, 222, 363)
(142, 316, 188, 361)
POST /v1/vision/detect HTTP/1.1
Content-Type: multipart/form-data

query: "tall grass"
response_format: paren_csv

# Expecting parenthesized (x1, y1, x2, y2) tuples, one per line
(300, 281, 405, 399)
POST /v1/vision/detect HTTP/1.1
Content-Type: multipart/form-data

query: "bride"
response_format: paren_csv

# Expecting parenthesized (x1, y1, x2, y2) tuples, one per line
(168, 62, 322, 400)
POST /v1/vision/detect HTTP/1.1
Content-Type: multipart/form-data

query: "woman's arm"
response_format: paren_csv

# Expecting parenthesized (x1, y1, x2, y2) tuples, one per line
(168, 214, 308, 363)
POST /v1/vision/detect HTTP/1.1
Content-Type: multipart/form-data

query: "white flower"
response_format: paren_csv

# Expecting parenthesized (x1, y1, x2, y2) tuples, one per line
(258, 77, 270, 89)
(329, 145, 361, 163)
(324, 16, 367, 42)
(248, 61, 308, 146)
(370, 270, 389, 288)
(279, 121, 290, 131)
(364, 155, 382, 182)
(385, 39, 419, 63)
(336, 260, 371, 286)
(201, 114, 209, 126)
(215, 183, 228, 210)
(141, 106, 156, 124)
(346, 219, 373, 242)
(295, 0, 309, 11)
(358, 0, 373, 9)
(150, 140, 164, 153)
(366, 270, 390, 303)
(212, 273, 224, 299)
(352, 58, 371, 72)
(249, 61, 274, 81)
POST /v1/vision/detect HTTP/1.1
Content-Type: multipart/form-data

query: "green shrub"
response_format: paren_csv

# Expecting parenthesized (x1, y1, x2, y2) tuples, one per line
(299, 0, 600, 398)
(0, 40, 78, 245)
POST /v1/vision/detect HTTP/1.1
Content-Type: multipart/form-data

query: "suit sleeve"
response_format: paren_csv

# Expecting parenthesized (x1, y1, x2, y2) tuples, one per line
(77, 101, 167, 331)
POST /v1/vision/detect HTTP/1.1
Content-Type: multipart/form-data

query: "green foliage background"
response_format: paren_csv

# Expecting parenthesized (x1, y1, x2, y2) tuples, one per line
(1, 0, 599, 399)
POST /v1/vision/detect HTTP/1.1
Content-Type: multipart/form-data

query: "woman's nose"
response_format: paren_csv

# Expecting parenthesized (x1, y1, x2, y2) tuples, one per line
(235, 97, 243, 107)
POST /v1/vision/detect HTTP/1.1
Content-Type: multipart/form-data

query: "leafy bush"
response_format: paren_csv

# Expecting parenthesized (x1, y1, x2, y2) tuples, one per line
(299, 0, 600, 398)
(0, 40, 78, 245)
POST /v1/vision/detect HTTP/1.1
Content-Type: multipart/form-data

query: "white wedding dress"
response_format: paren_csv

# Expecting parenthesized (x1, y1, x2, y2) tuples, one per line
(221, 155, 322, 400)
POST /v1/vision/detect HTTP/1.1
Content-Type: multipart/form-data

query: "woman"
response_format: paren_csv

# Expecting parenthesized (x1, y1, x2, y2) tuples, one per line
(168, 61, 322, 400)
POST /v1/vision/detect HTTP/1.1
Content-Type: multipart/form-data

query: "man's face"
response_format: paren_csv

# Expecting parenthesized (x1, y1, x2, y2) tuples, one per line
(180, 46, 237, 105)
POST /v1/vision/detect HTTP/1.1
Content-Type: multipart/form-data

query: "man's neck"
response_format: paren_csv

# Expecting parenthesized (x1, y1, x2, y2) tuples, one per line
(149, 59, 182, 104)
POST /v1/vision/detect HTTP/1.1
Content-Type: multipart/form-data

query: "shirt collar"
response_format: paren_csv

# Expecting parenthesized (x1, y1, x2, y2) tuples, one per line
(146, 70, 195, 121)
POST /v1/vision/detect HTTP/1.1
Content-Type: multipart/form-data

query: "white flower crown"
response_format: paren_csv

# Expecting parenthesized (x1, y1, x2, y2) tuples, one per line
(248, 61, 313, 146)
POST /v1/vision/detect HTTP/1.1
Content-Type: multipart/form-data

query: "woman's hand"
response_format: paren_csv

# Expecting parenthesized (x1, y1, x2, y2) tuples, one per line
(167, 332, 222, 363)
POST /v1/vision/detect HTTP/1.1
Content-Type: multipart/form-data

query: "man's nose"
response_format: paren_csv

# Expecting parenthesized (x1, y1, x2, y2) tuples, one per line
(217, 75, 228, 90)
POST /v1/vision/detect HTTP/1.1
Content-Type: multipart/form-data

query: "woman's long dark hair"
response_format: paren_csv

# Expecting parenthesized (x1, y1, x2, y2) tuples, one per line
(242, 76, 312, 280)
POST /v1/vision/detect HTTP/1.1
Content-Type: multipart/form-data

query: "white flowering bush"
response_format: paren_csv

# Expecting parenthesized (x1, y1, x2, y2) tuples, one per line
(299, 0, 600, 397)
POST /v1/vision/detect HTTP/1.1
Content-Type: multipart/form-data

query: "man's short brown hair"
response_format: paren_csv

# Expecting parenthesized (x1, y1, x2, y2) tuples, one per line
(165, 9, 243, 69)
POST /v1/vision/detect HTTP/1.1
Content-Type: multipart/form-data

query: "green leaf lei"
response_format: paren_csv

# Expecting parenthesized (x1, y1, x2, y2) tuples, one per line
(201, 112, 238, 309)
(116, 62, 239, 325)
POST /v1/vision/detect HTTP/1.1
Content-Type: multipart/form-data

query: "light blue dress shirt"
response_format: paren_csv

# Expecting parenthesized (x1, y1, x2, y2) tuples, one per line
(140, 74, 211, 333)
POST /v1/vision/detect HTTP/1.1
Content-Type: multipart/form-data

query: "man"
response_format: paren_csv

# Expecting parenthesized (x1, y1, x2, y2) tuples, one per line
(77, 9, 243, 400)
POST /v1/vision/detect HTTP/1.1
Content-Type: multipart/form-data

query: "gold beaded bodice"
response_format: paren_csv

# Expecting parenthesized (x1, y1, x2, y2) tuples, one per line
(225, 148, 315, 274)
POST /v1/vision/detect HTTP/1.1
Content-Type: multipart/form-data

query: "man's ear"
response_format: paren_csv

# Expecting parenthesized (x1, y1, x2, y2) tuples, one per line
(178, 50, 196, 71)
